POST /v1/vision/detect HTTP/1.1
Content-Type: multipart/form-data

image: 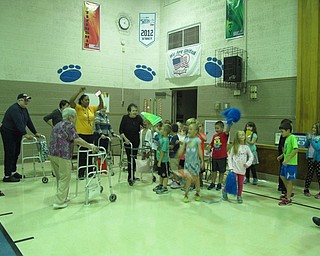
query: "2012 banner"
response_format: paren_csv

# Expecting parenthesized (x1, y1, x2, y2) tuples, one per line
(226, 0, 244, 39)
(83, 1, 100, 50)
(139, 13, 156, 47)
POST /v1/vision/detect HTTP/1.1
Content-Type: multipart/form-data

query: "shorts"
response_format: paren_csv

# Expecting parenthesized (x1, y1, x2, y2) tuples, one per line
(280, 165, 297, 180)
(157, 162, 170, 178)
(212, 158, 227, 173)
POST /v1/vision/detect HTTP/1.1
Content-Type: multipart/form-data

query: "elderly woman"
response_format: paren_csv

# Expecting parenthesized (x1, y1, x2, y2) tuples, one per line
(119, 103, 144, 186)
(49, 107, 97, 209)
(94, 106, 115, 152)
(69, 87, 103, 179)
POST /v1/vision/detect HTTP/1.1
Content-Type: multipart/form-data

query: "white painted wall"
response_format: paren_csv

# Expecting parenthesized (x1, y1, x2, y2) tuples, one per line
(0, 0, 297, 89)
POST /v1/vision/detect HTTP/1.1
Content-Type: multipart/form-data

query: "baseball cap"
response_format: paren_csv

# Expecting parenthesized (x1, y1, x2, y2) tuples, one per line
(17, 93, 31, 100)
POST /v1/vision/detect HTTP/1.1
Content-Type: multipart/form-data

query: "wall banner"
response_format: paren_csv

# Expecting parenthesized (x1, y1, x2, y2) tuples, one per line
(139, 13, 156, 47)
(226, 0, 244, 39)
(83, 1, 100, 50)
(165, 44, 201, 79)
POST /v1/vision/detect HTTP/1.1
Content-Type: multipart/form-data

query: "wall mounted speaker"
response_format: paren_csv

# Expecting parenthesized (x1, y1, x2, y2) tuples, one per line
(223, 56, 242, 82)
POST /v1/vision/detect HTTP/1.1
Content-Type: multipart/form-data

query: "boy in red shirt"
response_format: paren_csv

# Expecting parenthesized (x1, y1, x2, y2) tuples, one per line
(208, 121, 230, 190)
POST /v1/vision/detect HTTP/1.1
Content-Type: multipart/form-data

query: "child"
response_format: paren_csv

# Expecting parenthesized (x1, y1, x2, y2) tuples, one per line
(197, 121, 207, 187)
(222, 130, 253, 203)
(139, 120, 152, 159)
(152, 124, 171, 194)
(303, 122, 320, 198)
(169, 123, 181, 189)
(177, 123, 204, 202)
(276, 122, 298, 206)
(178, 125, 188, 169)
(244, 122, 259, 185)
(277, 119, 292, 193)
(208, 121, 230, 191)
(151, 122, 162, 171)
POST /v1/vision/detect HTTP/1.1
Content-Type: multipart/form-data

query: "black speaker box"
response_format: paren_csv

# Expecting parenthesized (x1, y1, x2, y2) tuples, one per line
(223, 56, 242, 82)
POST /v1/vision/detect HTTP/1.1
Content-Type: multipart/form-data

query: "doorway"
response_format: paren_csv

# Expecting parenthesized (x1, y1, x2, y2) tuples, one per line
(171, 88, 197, 123)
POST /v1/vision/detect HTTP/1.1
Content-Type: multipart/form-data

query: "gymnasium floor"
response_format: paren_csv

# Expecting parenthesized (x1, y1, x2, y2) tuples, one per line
(0, 161, 319, 256)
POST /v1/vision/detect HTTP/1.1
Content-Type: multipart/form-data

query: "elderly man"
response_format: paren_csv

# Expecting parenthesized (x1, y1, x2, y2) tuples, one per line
(0, 93, 41, 182)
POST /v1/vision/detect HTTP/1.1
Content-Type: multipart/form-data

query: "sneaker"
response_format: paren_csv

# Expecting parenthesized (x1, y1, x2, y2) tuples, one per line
(222, 190, 228, 200)
(237, 196, 243, 203)
(195, 193, 201, 201)
(252, 178, 258, 185)
(153, 184, 163, 192)
(304, 189, 311, 197)
(128, 180, 134, 186)
(207, 183, 215, 190)
(216, 183, 222, 190)
(278, 198, 292, 206)
(183, 196, 189, 203)
(314, 193, 320, 199)
(312, 216, 320, 226)
(156, 187, 169, 194)
(170, 181, 181, 189)
(280, 193, 294, 200)
(53, 203, 68, 209)
(3, 176, 20, 182)
(12, 172, 25, 179)
(244, 178, 249, 184)
(0, 191, 5, 196)
(167, 180, 174, 186)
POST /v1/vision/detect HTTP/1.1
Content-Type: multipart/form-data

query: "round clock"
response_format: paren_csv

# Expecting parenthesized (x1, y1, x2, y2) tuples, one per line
(118, 16, 130, 30)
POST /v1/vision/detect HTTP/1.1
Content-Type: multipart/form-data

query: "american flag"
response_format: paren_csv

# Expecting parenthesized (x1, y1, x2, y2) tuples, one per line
(173, 55, 189, 70)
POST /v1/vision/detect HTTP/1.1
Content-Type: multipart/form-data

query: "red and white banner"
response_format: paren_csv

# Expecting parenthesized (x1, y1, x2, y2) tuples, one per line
(83, 1, 100, 51)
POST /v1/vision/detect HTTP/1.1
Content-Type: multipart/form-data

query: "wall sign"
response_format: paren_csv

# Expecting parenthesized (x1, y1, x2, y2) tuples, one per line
(139, 13, 156, 47)
(83, 1, 100, 50)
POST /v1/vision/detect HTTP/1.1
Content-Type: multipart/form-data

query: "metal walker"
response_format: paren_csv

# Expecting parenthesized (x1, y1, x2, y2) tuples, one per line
(21, 135, 49, 183)
(75, 146, 117, 206)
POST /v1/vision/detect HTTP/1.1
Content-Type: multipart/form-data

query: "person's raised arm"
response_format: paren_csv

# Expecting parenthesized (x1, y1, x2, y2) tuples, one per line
(69, 87, 86, 108)
(97, 94, 103, 110)
(225, 124, 230, 135)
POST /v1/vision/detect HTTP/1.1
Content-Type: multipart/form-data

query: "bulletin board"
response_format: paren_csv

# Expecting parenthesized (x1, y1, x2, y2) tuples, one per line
(87, 92, 110, 112)
(204, 120, 227, 143)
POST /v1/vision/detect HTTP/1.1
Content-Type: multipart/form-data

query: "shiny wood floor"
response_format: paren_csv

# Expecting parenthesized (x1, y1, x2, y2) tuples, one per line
(1, 161, 319, 256)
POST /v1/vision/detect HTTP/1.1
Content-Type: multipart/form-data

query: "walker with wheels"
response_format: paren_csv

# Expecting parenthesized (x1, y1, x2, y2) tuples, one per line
(119, 141, 155, 185)
(75, 146, 117, 206)
(21, 135, 49, 183)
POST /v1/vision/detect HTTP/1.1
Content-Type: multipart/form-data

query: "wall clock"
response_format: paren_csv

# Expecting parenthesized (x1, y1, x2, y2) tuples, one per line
(118, 16, 130, 30)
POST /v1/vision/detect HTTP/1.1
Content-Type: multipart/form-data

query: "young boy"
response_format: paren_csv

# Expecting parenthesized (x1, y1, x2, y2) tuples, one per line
(208, 121, 230, 191)
(277, 122, 298, 205)
(152, 124, 171, 194)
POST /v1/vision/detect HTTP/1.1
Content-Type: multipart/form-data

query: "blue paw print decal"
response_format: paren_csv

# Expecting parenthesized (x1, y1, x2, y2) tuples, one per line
(57, 64, 82, 82)
(205, 57, 223, 78)
(134, 65, 156, 82)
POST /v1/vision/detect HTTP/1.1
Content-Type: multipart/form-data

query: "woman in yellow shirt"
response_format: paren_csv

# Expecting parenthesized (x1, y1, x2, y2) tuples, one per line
(70, 87, 103, 179)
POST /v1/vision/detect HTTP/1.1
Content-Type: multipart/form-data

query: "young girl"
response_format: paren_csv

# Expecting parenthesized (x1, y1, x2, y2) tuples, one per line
(139, 120, 152, 159)
(244, 122, 259, 185)
(197, 121, 207, 187)
(177, 123, 204, 203)
(303, 122, 320, 198)
(222, 130, 253, 203)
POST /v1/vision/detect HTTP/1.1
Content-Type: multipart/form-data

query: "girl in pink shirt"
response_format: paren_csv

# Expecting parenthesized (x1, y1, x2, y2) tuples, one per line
(222, 130, 253, 203)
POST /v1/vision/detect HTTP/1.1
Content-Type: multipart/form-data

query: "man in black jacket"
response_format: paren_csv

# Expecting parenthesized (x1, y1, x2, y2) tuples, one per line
(1, 93, 41, 182)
